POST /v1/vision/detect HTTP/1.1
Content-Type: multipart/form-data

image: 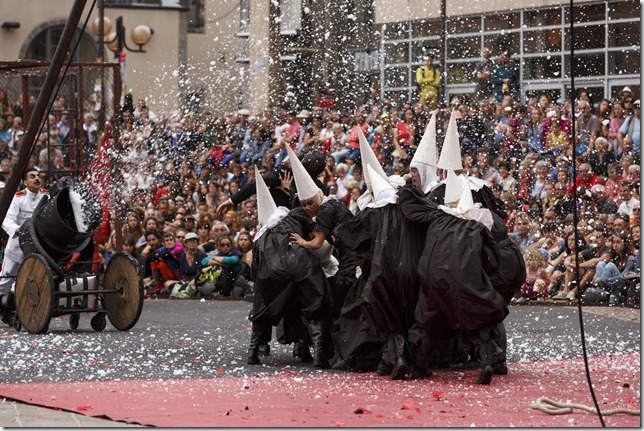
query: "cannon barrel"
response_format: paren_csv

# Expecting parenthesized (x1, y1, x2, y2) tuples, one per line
(20, 180, 103, 262)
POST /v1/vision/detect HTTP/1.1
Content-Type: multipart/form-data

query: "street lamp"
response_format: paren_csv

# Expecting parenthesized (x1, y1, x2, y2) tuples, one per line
(91, 15, 154, 59)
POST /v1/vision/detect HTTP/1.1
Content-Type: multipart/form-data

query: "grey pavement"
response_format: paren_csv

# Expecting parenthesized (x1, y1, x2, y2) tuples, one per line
(0, 299, 639, 427)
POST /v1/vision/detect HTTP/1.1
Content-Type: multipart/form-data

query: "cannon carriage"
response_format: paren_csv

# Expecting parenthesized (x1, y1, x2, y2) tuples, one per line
(9, 179, 143, 334)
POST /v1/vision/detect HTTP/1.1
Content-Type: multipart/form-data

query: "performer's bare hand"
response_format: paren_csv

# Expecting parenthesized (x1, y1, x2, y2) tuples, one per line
(290, 232, 304, 246)
(216, 200, 233, 217)
(280, 171, 293, 190)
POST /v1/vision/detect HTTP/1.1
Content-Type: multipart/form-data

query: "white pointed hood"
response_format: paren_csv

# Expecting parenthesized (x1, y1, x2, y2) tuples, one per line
(286, 145, 319, 201)
(366, 164, 397, 208)
(437, 110, 463, 171)
(443, 167, 463, 205)
(255, 165, 277, 226)
(358, 127, 388, 192)
(456, 183, 475, 213)
(410, 110, 439, 193)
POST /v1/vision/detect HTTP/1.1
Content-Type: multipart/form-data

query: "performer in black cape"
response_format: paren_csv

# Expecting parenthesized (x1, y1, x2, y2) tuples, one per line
(420, 110, 525, 377)
(333, 162, 425, 379)
(287, 147, 359, 367)
(399, 177, 509, 384)
(247, 167, 332, 368)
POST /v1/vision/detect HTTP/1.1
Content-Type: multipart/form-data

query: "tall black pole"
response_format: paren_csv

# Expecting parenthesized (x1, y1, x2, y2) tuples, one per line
(569, 0, 605, 425)
(0, 0, 90, 222)
(440, 0, 447, 106)
(98, 0, 105, 63)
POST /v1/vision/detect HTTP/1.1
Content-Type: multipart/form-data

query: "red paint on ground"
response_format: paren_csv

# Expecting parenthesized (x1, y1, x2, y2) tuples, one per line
(0, 354, 639, 427)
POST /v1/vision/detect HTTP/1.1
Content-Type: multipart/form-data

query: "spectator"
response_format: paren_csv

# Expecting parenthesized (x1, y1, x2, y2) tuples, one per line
(509, 212, 538, 254)
(587, 136, 615, 178)
(491, 50, 519, 102)
(473, 46, 495, 101)
(201, 235, 243, 297)
(616, 181, 637, 216)
(618, 99, 640, 158)
(416, 53, 441, 110)
(589, 184, 618, 215)
(575, 100, 602, 156)
(607, 101, 626, 155)
(604, 162, 624, 200)
(515, 249, 549, 302)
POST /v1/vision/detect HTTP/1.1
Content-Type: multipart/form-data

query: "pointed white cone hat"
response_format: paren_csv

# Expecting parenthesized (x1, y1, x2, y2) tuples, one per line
(410, 110, 438, 193)
(286, 145, 319, 201)
(255, 165, 277, 225)
(367, 163, 394, 202)
(444, 167, 464, 205)
(437, 109, 463, 171)
(456, 182, 474, 213)
(358, 127, 388, 192)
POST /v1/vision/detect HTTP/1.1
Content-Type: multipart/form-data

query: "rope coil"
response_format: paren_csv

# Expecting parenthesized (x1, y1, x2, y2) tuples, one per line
(532, 397, 641, 416)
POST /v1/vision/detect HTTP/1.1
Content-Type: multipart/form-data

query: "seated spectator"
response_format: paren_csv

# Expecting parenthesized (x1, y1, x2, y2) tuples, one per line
(589, 184, 618, 215)
(544, 118, 569, 156)
(616, 181, 638, 216)
(592, 233, 633, 290)
(509, 212, 537, 254)
(576, 229, 613, 290)
(201, 235, 244, 297)
(515, 249, 549, 302)
(149, 231, 185, 296)
(163, 232, 208, 295)
(140, 229, 163, 293)
(550, 232, 593, 300)
(587, 136, 615, 178)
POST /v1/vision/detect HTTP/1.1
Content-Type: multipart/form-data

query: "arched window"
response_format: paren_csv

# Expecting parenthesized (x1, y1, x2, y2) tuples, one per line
(24, 25, 96, 61)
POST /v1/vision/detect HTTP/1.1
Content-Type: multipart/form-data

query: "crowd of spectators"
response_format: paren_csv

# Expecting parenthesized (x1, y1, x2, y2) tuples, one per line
(0, 72, 640, 303)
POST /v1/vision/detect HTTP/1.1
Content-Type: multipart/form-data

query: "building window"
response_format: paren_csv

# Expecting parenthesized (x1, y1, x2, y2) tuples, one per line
(281, 0, 302, 33)
(187, 0, 205, 33)
(25, 26, 95, 61)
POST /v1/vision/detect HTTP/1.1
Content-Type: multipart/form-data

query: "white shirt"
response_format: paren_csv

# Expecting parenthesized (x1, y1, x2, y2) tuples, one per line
(2, 188, 48, 261)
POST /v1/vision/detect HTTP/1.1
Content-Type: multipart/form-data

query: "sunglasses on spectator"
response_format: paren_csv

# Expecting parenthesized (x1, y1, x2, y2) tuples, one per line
(176, 235, 185, 239)
(219, 242, 232, 247)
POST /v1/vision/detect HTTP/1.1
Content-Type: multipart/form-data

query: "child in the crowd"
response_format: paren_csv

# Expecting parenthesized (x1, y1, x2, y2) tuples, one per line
(150, 231, 185, 295)
(516, 249, 549, 302)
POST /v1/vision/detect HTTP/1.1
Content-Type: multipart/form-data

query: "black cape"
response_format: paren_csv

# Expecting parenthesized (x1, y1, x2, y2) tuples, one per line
(335, 192, 425, 370)
(398, 187, 508, 361)
(250, 207, 331, 325)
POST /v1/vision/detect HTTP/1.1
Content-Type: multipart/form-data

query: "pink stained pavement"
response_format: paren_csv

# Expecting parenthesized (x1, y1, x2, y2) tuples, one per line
(0, 353, 639, 428)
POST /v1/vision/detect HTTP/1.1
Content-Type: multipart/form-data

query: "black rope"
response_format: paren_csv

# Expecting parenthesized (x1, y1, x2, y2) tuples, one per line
(569, 0, 605, 426)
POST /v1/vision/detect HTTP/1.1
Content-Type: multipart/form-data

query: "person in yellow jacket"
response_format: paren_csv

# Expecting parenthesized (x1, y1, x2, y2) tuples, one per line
(416, 54, 441, 109)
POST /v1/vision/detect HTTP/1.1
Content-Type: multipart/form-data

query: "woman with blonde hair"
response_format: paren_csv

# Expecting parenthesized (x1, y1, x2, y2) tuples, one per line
(515, 249, 549, 302)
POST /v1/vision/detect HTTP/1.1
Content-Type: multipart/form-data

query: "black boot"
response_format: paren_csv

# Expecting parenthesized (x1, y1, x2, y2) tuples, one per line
(259, 344, 271, 357)
(248, 321, 271, 365)
(475, 327, 494, 385)
(1, 292, 15, 325)
(292, 342, 313, 362)
(492, 323, 508, 375)
(390, 334, 409, 380)
(308, 321, 331, 369)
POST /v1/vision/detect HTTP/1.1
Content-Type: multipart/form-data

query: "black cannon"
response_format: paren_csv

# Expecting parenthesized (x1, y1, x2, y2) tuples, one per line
(12, 179, 143, 334)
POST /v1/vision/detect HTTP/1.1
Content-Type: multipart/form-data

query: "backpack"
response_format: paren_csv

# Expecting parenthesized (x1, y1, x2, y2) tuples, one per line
(170, 282, 198, 299)
(196, 265, 222, 286)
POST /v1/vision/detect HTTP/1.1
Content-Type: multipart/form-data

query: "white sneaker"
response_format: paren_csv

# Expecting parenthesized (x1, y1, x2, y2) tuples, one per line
(567, 291, 577, 300)
(515, 297, 528, 303)
(552, 291, 568, 300)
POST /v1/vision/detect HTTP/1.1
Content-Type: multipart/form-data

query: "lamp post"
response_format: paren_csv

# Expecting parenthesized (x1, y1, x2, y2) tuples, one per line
(91, 14, 154, 59)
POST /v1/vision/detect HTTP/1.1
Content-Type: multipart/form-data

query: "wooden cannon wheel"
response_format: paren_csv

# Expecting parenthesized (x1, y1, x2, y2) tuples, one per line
(102, 252, 143, 331)
(15, 254, 54, 334)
